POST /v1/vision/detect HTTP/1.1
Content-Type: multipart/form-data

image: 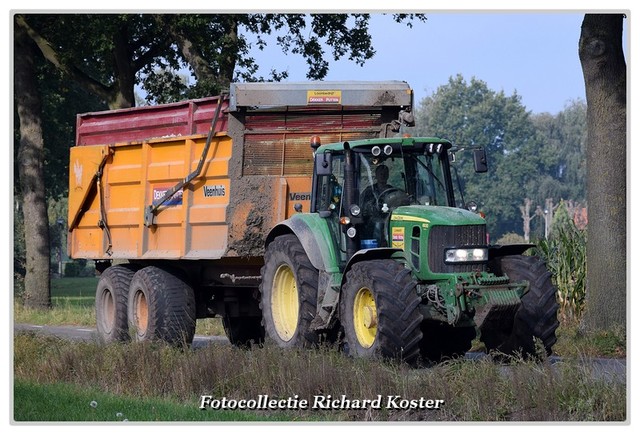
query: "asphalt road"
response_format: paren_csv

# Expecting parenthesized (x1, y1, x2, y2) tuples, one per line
(14, 323, 229, 346)
(14, 323, 626, 384)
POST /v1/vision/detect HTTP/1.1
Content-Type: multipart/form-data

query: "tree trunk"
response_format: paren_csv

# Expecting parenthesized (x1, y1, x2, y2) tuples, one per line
(108, 21, 136, 109)
(218, 16, 239, 89)
(14, 24, 51, 308)
(579, 14, 626, 332)
(520, 198, 532, 242)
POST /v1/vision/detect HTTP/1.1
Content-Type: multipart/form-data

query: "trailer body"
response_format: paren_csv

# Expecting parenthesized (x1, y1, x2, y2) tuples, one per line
(69, 82, 413, 263)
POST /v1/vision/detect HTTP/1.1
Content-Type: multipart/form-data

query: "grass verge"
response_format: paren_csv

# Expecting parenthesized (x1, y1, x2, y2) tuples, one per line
(13, 332, 626, 422)
(13, 379, 293, 422)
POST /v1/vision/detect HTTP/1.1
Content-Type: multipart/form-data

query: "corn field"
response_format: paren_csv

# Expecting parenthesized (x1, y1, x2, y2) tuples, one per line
(534, 222, 587, 322)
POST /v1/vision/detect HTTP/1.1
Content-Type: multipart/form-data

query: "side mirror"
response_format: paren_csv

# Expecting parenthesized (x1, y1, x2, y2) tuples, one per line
(315, 152, 332, 176)
(473, 148, 488, 173)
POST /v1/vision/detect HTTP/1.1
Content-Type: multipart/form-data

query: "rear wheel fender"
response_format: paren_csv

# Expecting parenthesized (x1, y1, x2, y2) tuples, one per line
(266, 215, 340, 273)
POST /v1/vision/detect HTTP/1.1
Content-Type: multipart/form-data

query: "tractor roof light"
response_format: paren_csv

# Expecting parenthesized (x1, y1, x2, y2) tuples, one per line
(310, 136, 322, 150)
(349, 204, 361, 217)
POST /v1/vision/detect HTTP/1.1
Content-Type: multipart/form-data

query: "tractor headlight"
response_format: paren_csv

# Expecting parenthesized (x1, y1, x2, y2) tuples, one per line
(444, 247, 488, 263)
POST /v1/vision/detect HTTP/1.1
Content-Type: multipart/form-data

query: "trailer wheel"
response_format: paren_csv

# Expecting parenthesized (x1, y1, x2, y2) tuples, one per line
(222, 315, 265, 348)
(481, 255, 559, 358)
(128, 266, 196, 346)
(95, 264, 138, 342)
(420, 321, 476, 363)
(260, 235, 318, 348)
(340, 260, 423, 364)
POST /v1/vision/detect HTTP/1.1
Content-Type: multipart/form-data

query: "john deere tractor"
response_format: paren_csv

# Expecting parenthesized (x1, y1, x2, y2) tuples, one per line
(260, 136, 559, 364)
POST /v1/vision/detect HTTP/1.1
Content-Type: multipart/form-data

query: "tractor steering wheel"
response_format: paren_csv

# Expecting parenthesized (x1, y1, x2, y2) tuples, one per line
(376, 187, 410, 209)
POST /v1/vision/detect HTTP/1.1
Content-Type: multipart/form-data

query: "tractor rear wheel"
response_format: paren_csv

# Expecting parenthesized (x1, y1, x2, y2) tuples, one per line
(340, 260, 423, 364)
(260, 235, 319, 348)
(127, 266, 196, 346)
(95, 264, 138, 342)
(481, 255, 559, 358)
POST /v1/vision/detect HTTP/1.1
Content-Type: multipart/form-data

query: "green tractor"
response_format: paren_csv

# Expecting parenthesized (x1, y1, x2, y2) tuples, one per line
(260, 136, 559, 364)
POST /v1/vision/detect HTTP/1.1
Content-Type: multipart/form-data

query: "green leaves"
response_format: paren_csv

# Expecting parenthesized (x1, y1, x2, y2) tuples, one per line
(415, 75, 586, 239)
(534, 217, 586, 321)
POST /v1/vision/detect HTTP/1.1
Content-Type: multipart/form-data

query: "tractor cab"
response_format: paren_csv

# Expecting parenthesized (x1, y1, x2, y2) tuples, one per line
(311, 137, 468, 263)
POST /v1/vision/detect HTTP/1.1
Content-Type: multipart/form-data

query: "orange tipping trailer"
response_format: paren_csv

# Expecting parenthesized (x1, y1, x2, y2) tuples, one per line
(68, 81, 414, 345)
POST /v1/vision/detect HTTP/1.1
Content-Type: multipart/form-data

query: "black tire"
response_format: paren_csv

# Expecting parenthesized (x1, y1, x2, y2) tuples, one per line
(420, 321, 476, 363)
(95, 264, 138, 342)
(259, 234, 319, 348)
(481, 255, 559, 358)
(340, 260, 423, 364)
(222, 315, 265, 348)
(127, 266, 196, 346)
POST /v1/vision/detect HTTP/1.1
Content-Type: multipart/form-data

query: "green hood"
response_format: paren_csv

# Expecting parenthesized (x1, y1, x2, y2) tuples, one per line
(391, 205, 486, 227)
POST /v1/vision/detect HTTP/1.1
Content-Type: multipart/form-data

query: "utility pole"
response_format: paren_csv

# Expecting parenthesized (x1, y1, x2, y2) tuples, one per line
(57, 218, 65, 276)
(535, 198, 556, 240)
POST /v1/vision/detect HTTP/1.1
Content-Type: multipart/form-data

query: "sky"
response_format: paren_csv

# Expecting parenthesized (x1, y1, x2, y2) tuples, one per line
(244, 12, 627, 115)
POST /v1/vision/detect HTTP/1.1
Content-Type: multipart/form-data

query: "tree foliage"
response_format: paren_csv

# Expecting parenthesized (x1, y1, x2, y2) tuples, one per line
(417, 75, 584, 238)
(530, 99, 587, 204)
(414, 75, 587, 240)
(16, 13, 427, 108)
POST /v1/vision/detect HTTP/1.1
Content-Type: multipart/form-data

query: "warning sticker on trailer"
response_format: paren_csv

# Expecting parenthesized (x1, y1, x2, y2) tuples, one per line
(392, 227, 405, 249)
(307, 90, 342, 104)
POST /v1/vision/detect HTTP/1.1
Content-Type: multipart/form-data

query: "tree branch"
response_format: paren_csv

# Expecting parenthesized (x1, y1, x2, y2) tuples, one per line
(15, 15, 112, 101)
(160, 16, 216, 82)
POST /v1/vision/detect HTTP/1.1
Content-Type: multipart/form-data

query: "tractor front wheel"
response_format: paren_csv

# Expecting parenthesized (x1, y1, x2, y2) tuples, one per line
(340, 260, 423, 364)
(481, 255, 559, 358)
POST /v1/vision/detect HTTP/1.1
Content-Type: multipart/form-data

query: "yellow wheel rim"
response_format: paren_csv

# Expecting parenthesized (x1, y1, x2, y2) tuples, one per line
(272, 264, 299, 341)
(353, 287, 377, 348)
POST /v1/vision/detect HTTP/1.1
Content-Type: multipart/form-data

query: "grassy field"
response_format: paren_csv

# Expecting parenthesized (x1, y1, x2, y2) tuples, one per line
(14, 379, 292, 422)
(12, 332, 626, 422)
(12, 277, 627, 422)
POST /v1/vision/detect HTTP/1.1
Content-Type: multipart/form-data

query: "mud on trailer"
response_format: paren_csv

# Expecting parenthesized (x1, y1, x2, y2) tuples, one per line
(68, 81, 558, 363)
